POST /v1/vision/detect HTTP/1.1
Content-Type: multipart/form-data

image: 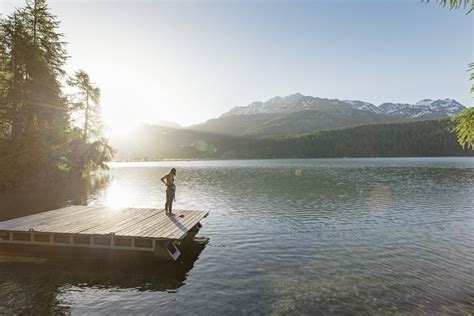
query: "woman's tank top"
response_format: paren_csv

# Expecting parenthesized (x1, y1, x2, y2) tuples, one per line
(167, 174, 176, 188)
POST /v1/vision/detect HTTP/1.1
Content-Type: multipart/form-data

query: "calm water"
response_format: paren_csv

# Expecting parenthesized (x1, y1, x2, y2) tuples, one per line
(0, 158, 473, 315)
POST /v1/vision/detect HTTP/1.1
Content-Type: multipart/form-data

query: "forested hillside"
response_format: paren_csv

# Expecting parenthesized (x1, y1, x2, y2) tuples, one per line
(113, 119, 473, 160)
(262, 120, 472, 158)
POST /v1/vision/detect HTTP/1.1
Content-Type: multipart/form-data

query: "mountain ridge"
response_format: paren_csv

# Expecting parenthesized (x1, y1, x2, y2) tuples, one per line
(190, 93, 466, 137)
(223, 93, 465, 120)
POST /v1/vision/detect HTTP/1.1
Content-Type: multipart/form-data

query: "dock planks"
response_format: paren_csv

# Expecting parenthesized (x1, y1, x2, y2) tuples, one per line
(0, 206, 209, 260)
(0, 206, 208, 240)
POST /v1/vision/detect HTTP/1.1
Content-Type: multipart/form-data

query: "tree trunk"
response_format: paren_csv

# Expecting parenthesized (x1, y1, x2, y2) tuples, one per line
(9, 106, 21, 140)
(33, 0, 37, 44)
(84, 90, 89, 141)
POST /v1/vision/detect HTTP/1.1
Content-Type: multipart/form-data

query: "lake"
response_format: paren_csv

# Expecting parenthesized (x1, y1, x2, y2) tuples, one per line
(0, 158, 473, 314)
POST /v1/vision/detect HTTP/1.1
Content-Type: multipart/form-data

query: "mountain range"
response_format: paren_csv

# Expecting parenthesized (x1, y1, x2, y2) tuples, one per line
(191, 93, 466, 137)
(222, 93, 464, 118)
(345, 98, 464, 119)
(109, 93, 468, 160)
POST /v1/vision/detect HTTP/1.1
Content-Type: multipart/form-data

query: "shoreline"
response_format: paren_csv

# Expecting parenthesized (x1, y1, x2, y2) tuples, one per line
(109, 155, 474, 164)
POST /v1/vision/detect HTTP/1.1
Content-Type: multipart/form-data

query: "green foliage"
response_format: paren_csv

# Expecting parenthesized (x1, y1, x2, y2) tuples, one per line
(470, 62, 474, 93)
(451, 108, 474, 149)
(0, 0, 114, 190)
(423, 0, 473, 150)
(450, 62, 474, 150)
(0, 0, 68, 139)
(264, 120, 471, 158)
(422, 0, 473, 12)
(67, 130, 115, 176)
(0, 130, 69, 190)
(68, 70, 102, 141)
(113, 120, 473, 161)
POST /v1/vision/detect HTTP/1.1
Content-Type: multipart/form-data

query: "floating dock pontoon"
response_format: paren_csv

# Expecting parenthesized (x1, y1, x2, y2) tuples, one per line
(0, 205, 208, 261)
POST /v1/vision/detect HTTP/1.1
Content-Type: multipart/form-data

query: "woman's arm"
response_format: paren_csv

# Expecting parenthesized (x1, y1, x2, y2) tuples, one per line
(160, 175, 167, 186)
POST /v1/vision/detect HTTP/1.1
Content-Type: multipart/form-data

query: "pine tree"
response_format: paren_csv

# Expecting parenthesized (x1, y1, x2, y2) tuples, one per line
(68, 70, 102, 141)
(0, 0, 68, 139)
(423, 0, 474, 149)
(423, 0, 473, 11)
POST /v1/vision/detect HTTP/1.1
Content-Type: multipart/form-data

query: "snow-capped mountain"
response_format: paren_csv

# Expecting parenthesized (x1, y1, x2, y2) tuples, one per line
(378, 102, 421, 117)
(414, 99, 466, 117)
(223, 93, 466, 120)
(222, 93, 351, 117)
(343, 100, 382, 114)
(346, 98, 466, 120)
(196, 93, 468, 137)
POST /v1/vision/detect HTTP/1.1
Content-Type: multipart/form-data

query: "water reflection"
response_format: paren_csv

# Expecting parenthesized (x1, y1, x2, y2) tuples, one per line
(367, 184, 393, 212)
(0, 158, 472, 314)
(0, 174, 111, 221)
(0, 236, 208, 314)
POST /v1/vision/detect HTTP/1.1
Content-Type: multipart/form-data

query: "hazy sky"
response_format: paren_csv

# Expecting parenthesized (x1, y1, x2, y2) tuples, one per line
(1, 0, 473, 129)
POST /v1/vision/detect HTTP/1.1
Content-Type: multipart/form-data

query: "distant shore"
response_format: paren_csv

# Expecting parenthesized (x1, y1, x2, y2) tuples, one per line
(109, 156, 474, 164)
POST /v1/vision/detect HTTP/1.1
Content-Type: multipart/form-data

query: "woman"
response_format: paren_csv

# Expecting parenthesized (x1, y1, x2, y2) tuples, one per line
(161, 168, 177, 216)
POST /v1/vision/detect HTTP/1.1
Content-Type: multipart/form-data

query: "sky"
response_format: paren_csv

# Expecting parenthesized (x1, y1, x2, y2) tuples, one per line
(1, 0, 473, 131)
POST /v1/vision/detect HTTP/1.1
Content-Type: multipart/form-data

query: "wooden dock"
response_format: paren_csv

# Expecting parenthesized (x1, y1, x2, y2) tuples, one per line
(0, 205, 209, 261)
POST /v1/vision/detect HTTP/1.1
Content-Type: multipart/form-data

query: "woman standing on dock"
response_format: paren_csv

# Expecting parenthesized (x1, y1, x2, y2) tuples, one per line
(161, 168, 177, 216)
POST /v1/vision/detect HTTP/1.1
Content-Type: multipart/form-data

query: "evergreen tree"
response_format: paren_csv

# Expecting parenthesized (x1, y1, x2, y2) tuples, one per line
(452, 107, 474, 149)
(451, 62, 474, 149)
(424, 0, 473, 149)
(423, 0, 472, 11)
(0, 0, 113, 190)
(0, 0, 68, 139)
(68, 70, 102, 141)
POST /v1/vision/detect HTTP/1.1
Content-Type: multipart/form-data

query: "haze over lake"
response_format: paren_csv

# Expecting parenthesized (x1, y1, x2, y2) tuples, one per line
(0, 158, 472, 314)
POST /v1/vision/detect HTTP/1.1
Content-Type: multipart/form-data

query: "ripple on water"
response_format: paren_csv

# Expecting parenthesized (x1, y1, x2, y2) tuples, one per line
(0, 158, 473, 314)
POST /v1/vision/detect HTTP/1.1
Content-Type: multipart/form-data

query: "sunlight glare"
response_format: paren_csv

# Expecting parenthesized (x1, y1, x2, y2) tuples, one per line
(103, 180, 132, 209)
(104, 117, 139, 139)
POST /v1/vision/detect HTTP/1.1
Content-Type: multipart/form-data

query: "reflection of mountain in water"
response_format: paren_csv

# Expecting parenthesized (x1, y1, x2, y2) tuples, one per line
(0, 236, 208, 314)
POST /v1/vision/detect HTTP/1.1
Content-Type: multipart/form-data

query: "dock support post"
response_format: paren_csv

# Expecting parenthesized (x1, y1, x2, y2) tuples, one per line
(189, 222, 202, 233)
(154, 240, 181, 261)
